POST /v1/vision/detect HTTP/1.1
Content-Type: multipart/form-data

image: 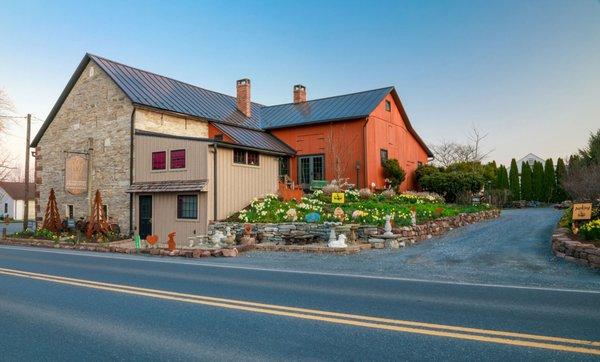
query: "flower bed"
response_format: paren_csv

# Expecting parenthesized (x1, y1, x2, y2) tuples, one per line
(234, 190, 493, 226)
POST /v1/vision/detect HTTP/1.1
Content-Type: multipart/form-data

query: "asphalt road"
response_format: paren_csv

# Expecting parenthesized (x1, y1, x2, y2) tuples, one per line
(1, 244, 600, 361)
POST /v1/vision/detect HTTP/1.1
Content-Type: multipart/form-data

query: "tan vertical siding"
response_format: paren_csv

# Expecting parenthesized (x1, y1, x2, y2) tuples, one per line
(133, 135, 209, 182)
(134, 193, 207, 247)
(214, 148, 279, 220)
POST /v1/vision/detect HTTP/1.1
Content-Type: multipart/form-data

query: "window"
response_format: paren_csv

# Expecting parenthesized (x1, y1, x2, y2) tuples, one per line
(233, 149, 260, 165)
(417, 161, 423, 167)
(177, 195, 198, 219)
(234, 149, 246, 164)
(152, 151, 166, 170)
(385, 100, 391, 112)
(279, 157, 290, 178)
(4, 203, 7, 214)
(214, 134, 224, 141)
(170, 149, 186, 169)
(247, 151, 260, 166)
(102, 204, 108, 218)
(67, 205, 74, 219)
(380, 149, 388, 166)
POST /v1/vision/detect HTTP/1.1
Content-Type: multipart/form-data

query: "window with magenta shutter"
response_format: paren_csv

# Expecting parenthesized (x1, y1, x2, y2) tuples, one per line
(171, 149, 186, 169)
(152, 151, 166, 170)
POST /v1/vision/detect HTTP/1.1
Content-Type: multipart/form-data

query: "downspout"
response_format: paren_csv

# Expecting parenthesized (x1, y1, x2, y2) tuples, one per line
(362, 117, 369, 188)
(129, 108, 135, 236)
(212, 143, 218, 221)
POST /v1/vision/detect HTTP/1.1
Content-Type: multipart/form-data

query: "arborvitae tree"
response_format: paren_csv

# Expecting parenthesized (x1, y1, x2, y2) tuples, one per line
(554, 158, 569, 202)
(496, 165, 509, 190)
(521, 162, 533, 201)
(509, 158, 520, 200)
(532, 161, 545, 201)
(543, 158, 556, 202)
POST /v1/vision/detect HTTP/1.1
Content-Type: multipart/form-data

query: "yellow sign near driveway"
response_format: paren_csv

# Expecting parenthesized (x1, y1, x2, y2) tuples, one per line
(572, 203, 592, 221)
(331, 192, 345, 204)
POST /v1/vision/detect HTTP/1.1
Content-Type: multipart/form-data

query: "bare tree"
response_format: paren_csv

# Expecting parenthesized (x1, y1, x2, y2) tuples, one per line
(562, 163, 600, 201)
(0, 89, 17, 181)
(431, 126, 493, 167)
(325, 124, 359, 183)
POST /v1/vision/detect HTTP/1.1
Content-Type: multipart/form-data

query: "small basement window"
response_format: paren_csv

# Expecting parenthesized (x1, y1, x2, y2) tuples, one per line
(152, 151, 166, 170)
(385, 100, 391, 112)
(177, 195, 198, 220)
(170, 149, 186, 169)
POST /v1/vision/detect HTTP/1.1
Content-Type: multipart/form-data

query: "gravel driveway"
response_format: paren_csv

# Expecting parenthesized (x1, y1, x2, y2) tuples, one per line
(209, 208, 600, 290)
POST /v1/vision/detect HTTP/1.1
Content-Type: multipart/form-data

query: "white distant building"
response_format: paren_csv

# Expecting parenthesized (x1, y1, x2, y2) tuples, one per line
(0, 182, 35, 220)
(517, 153, 544, 172)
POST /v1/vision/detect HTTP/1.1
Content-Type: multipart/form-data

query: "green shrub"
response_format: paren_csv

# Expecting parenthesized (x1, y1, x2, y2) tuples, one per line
(418, 171, 484, 203)
(580, 219, 600, 241)
(382, 159, 406, 188)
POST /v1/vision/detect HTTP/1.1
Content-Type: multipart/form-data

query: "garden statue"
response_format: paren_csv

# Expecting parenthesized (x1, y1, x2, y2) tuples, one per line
(286, 208, 298, 221)
(328, 234, 348, 248)
(211, 230, 225, 245)
(167, 232, 176, 250)
(383, 215, 394, 237)
(305, 212, 321, 223)
(328, 228, 337, 243)
(188, 237, 195, 248)
(225, 226, 236, 244)
(334, 207, 346, 221)
(240, 223, 256, 245)
(146, 234, 158, 246)
(410, 209, 417, 227)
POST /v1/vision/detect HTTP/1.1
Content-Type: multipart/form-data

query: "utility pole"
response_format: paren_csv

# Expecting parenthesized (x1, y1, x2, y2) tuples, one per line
(22, 114, 31, 231)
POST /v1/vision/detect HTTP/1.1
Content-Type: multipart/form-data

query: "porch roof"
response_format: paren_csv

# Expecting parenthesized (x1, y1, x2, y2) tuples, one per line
(126, 180, 208, 193)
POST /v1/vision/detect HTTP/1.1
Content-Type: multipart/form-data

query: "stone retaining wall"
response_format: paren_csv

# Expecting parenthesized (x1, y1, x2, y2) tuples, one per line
(551, 228, 600, 269)
(0, 238, 244, 258)
(209, 209, 500, 245)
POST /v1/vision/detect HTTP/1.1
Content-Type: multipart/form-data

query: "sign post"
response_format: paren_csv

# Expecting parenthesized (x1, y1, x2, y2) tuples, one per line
(331, 192, 345, 204)
(572, 203, 592, 234)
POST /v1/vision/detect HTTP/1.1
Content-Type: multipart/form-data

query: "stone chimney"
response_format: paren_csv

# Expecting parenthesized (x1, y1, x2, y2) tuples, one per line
(236, 79, 251, 117)
(293, 84, 306, 103)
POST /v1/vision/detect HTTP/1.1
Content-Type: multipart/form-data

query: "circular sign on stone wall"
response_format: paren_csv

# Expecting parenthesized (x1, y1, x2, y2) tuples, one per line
(65, 154, 88, 195)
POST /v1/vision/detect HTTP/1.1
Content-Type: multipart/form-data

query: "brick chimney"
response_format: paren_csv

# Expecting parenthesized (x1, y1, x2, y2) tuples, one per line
(293, 84, 307, 103)
(236, 79, 251, 117)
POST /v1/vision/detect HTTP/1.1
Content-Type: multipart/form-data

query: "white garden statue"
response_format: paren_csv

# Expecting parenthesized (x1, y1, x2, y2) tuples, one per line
(328, 234, 348, 248)
(383, 215, 394, 237)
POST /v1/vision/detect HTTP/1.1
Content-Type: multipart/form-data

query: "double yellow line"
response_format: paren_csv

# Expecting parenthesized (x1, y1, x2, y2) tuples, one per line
(1, 266, 599, 355)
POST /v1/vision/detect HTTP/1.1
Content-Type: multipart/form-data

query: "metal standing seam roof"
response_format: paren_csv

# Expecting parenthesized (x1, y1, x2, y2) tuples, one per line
(126, 180, 208, 193)
(212, 123, 295, 155)
(32, 53, 431, 156)
(89, 54, 263, 130)
(259, 87, 394, 129)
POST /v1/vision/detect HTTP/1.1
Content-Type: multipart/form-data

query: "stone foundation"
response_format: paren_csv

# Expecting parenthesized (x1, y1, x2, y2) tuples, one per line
(551, 228, 600, 269)
(209, 209, 500, 246)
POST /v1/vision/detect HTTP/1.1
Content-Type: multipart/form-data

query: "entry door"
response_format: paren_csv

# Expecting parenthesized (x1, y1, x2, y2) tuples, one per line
(139, 195, 152, 239)
(298, 155, 325, 189)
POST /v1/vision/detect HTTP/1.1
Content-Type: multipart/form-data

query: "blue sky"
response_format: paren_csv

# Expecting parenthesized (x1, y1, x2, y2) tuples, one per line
(1, 0, 599, 171)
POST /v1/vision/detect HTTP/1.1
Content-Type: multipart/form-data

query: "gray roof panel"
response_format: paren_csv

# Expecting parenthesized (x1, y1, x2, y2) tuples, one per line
(90, 54, 262, 129)
(213, 123, 295, 155)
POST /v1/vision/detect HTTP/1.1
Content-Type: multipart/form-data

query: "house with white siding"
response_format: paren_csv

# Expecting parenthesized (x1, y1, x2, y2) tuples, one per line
(0, 182, 35, 220)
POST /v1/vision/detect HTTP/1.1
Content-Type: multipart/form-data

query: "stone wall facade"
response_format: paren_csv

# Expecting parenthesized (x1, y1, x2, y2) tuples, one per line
(551, 227, 600, 269)
(36, 60, 134, 233)
(209, 210, 500, 245)
(134, 108, 208, 138)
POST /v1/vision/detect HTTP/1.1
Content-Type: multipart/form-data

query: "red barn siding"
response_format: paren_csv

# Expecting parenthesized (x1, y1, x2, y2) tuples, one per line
(366, 94, 429, 191)
(270, 119, 366, 187)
